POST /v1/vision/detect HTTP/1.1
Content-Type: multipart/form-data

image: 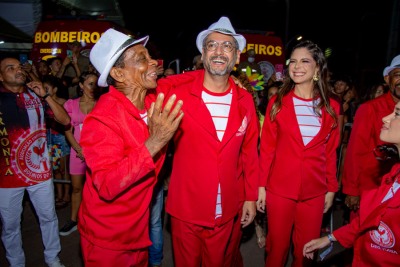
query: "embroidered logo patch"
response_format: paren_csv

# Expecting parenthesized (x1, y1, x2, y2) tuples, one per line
(370, 221, 395, 248)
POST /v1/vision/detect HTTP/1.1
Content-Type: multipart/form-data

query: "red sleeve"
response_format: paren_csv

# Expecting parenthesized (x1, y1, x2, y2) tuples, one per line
(342, 103, 373, 196)
(333, 215, 360, 248)
(258, 95, 278, 187)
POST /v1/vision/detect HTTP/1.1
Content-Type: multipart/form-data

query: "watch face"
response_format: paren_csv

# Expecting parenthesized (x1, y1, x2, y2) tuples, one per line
(258, 61, 275, 82)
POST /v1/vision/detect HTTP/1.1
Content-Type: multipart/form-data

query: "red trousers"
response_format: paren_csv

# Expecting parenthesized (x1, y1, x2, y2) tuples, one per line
(265, 192, 325, 267)
(170, 216, 234, 267)
(224, 211, 244, 267)
(80, 235, 148, 267)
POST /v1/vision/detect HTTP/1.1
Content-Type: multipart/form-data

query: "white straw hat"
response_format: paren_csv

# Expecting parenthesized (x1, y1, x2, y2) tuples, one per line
(383, 54, 400, 77)
(90, 28, 149, 87)
(196, 16, 246, 53)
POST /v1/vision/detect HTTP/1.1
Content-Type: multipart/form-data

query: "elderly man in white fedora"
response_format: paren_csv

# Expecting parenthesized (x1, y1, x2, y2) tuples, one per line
(77, 28, 184, 267)
(342, 54, 400, 223)
(156, 16, 259, 267)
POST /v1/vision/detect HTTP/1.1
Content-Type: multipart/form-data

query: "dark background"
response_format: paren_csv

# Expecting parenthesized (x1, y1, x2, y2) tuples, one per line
(116, 0, 398, 90)
(36, 0, 399, 93)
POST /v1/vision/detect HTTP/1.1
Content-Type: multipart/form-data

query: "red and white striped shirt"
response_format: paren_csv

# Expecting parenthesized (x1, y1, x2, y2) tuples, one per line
(202, 87, 232, 219)
(293, 96, 321, 145)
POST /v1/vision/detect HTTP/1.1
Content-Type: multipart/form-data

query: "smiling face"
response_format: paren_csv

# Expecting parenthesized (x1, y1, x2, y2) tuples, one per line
(380, 101, 400, 150)
(111, 44, 158, 90)
(202, 32, 240, 76)
(288, 47, 317, 85)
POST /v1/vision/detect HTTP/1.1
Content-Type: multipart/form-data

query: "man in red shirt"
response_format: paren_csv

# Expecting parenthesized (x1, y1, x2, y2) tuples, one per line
(342, 54, 400, 212)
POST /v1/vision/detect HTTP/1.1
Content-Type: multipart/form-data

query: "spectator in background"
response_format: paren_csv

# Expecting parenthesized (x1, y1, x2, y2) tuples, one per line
(64, 41, 90, 99)
(237, 48, 261, 75)
(192, 54, 203, 70)
(363, 82, 388, 103)
(47, 56, 75, 99)
(163, 68, 176, 77)
(342, 54, 400, 215)
(303, 100, 400, 266)
(258, 40, 340, 267)
(37, 59, 51, 79)
(333, 74, 351, 98)
(59, 71, 99, 236)
(77, 29, 183, 266)
(0, 57, 70, 267)
(42, 75, 71, 209)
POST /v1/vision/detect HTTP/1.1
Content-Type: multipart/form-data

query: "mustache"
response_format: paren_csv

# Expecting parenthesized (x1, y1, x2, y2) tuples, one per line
(210, 55, 228, 62)
(16, 73, 26, 79)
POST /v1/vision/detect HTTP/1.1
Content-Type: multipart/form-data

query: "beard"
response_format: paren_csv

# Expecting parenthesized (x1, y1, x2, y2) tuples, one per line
(390, 83, 400, 100)
(204, 55, 237, 76)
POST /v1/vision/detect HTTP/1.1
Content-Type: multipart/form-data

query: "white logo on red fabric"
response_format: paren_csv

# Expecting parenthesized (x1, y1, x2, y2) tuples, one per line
(12, 130, 51, 183)
(370, 221, 395, 248)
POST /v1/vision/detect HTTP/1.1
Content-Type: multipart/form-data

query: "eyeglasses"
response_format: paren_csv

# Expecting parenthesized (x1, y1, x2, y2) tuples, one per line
(205, 41, 236, 53)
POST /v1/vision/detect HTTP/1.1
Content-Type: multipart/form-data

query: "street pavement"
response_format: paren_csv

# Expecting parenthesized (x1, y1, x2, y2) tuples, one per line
(0, 193, 349, 267)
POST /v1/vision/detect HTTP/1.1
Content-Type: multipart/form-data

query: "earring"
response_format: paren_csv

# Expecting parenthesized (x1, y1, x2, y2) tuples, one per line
(313, 73, 319, 82)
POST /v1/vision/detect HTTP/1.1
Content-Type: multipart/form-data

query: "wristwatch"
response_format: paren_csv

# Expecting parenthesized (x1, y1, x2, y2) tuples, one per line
(327, 234, 334, 243)
(42, 93, 50, 100)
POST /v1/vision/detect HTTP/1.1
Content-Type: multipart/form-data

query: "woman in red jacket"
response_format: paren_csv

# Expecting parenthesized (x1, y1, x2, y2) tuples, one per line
(258, 40, 340, 267)
(303, 100, 400, 266)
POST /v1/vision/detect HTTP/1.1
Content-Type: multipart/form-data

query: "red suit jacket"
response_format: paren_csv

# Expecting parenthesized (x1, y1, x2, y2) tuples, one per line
(159, 70, 259, 227)
(78, 87, 165, 250)
(259, 91, 340, 200)
(334, 163, 400, 266)
(342, 92, 397, 196)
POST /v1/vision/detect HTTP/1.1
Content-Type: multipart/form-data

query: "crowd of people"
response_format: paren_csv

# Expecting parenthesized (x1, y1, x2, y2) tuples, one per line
(0, 15, 399, 267)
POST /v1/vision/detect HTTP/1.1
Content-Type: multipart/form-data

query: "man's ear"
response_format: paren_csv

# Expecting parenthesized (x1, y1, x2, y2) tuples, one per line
(384, 75, 390, 85)
(110, 67, 124, 83)
(236, 50, 241, 65)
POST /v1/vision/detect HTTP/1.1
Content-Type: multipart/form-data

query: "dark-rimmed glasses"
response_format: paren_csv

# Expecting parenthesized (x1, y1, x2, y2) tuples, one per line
(205, 41, 236, 53)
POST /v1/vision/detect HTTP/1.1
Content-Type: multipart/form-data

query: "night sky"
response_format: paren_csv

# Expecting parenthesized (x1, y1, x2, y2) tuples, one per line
(119, 0, 397, 89)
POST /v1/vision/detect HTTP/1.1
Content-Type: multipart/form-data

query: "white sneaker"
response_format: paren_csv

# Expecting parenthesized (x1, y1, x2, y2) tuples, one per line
(48, 260, 66, 267)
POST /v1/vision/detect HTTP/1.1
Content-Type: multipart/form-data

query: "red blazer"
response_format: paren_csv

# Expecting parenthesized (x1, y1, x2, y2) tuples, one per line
(78, 87, 165, 250)
(159, 70, 260, 227)
(334, 163, 400, 266)
(342, 92, 397, 196)
(259, 91, 340, 200)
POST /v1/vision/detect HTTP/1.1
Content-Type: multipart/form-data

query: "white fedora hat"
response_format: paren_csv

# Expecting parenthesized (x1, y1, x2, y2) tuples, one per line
(383, 54, 400, 77)
(196, 16, 246, 53)
(90, 28, 149, 87)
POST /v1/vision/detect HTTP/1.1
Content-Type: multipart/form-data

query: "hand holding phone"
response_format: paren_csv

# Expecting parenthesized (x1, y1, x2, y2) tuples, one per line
(67, 50, 73, 59)
(19, 54, 28, 64)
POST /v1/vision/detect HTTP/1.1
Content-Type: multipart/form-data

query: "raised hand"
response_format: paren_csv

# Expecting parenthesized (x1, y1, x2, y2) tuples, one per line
(145, 93, 183, 157)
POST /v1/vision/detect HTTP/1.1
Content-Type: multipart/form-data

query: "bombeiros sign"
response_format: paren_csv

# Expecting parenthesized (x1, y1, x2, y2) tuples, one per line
(30, 20, 131, 62)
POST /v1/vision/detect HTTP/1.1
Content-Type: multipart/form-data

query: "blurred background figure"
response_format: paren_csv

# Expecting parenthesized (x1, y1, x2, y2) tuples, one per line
(192, 54, 203, 70)
(37, 59, 51, 80)
(363, 82, 389, 102)
(42, 75, 71, 209)
(237, 48, 261, 75)
(163, 68, 176, 77)
(59, 71, 99, 236)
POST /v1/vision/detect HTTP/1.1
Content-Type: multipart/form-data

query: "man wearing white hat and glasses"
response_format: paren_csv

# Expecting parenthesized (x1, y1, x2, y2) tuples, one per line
(157, 16, 259, 266)
(342, 54, 400, 223)
(77, 28, 184, 266)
